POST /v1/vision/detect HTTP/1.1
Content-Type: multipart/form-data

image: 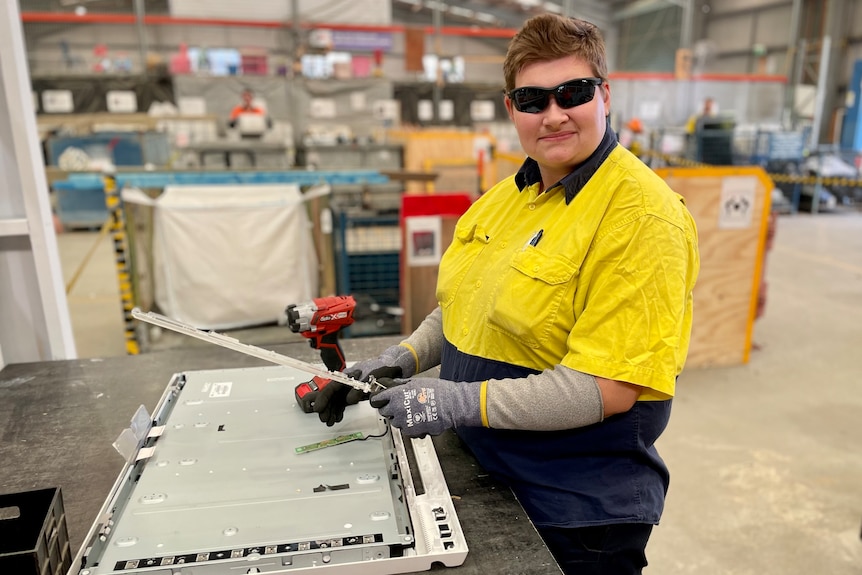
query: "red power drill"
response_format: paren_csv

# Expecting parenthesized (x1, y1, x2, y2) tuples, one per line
(286, 295, 356, 413)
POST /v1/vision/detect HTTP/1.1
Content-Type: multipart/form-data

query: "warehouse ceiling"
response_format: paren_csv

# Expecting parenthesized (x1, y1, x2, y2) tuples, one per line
(394, 1, 605, 27)
(393, 1, 563, 27)
(393, 0, 683, 28)
(25, 0, 667, 28)
(22, 0, 171, 12)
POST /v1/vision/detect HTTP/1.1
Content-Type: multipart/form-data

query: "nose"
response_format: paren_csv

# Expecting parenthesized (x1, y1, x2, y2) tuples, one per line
(541, 96, 570, 126)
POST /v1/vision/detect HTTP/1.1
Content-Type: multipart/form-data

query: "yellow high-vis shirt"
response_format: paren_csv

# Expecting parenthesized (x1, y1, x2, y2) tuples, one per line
(437, 145, 699, 401)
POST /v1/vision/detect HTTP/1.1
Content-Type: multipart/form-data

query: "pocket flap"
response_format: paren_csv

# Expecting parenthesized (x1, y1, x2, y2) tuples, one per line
(455, 223, 489, 244)
(510, 249, 578, 285)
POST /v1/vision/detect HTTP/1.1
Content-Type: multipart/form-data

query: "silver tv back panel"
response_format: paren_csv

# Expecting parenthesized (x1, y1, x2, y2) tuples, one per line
(71, 365, 468, 575)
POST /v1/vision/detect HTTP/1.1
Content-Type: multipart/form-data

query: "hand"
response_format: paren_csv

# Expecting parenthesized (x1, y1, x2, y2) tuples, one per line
(370, 378, 483, 438)
(347, 345, 417, 382)
(314, 366, 401, 426)
(313, 345, 416, 426)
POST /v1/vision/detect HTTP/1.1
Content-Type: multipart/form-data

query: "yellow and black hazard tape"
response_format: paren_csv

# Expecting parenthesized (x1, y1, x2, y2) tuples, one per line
(103, 172, 140, 355)
(766, 172, 862, 187)
(641, 149, 862, 188)
(642, 150, 710, 169)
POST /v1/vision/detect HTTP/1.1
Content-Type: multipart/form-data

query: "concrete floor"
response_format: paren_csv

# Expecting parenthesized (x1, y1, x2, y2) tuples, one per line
(56, 212, 862, 574)
(57, 229, 296, 357)
(57, 229, 128, 358)
(650, 213, 862, 574)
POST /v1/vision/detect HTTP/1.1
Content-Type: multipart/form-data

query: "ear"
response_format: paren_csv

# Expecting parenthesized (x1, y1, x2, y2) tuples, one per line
(504, 94, 516, 122)
(601, 82, 611, 115)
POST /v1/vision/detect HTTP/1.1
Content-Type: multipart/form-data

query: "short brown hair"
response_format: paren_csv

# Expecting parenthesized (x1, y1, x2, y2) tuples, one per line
(503, 14, 608, 92)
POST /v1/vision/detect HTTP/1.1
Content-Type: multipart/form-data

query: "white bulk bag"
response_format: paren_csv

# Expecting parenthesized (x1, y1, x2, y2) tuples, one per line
(124, 184, 318, 329)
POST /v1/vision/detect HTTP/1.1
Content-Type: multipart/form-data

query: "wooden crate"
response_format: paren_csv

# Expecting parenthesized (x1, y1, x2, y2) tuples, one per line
(654, 166, 773, 368)
(388, 129, 492, 193)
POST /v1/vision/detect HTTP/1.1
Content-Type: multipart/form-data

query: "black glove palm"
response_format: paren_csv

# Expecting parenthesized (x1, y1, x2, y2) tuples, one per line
(314, 366, 403, 426)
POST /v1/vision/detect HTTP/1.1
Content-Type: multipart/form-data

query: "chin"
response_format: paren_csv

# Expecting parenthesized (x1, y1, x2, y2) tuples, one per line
(536, 150, 581, 168)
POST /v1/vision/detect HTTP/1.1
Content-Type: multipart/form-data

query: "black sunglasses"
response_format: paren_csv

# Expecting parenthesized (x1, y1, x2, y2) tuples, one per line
(507, 77, 603, 114)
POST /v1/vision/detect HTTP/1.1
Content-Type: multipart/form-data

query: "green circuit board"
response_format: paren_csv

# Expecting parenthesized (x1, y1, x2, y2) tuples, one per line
(295, 432, 365, 454)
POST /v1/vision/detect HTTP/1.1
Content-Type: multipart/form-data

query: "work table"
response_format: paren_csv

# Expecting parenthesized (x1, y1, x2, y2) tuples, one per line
(0, 337, 560, 574)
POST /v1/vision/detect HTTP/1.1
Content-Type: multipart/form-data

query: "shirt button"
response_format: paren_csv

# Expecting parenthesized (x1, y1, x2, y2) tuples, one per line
(529, 204, 536, 211)
(462, 327, 469, 335)
(533, 266, 540, 272)
(475, 280, 482, 288)
(500, 241, 507, 248)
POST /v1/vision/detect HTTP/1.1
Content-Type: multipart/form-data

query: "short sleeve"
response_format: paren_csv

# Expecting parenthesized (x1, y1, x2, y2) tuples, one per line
(561, 214, 697, 398)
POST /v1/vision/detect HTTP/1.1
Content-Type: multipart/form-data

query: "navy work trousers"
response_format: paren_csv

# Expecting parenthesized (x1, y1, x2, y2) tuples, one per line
(536, 523, 654, 575)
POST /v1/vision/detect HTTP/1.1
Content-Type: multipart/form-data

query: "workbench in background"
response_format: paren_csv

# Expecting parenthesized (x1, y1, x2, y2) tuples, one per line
(185, 140, 291, 169)
(0, 336, 560, 575)
(298, 143, 403, 171)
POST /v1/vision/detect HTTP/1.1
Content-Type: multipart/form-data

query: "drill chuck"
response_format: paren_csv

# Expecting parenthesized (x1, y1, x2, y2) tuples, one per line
(286, 302, 316, 333)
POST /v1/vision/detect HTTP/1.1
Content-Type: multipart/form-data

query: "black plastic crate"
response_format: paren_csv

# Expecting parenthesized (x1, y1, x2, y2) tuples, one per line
(0, 487, 71, 575)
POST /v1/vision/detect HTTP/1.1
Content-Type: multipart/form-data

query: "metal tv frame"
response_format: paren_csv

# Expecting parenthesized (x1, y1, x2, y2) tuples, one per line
(71, 365, 467, 575)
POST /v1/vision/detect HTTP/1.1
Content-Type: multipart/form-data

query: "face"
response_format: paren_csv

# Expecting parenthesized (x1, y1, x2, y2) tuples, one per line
(242, 91, 254, 106)
(505, 55, 610, 188)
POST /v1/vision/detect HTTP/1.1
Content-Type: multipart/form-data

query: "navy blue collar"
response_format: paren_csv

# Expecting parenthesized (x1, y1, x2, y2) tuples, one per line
(514, 117, 618, 204)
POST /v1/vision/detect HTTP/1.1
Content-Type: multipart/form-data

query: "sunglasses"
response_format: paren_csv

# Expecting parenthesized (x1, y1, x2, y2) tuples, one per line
(508, 77, 603, 114)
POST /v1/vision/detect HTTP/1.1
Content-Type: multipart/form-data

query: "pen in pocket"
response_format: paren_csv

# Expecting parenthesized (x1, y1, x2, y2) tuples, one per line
(528, 229, 544, 247)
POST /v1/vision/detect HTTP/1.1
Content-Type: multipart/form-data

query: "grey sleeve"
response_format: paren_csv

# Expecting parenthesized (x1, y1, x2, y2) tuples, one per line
(485, 365, 605, 431)
(401, 306, 444, 374)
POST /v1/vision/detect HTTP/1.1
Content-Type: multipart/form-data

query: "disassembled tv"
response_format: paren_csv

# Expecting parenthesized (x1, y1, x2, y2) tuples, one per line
(71, 364, 468, 575)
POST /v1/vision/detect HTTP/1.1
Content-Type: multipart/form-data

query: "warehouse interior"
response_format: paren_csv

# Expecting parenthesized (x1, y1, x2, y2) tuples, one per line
(1, 1, 861, 574)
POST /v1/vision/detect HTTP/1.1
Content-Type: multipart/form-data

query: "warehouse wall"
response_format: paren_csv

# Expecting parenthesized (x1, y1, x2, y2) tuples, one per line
(705, 0, 794, 75)
(22, 1, 613, 84)
(699, 0, 858, 84)
(845, 4, 862, 70)
(612, 77, 784, 129)
(25, 0, 862, 83)
(23, 21, 514, 85)
(615, 0, 799, 76)
(168, 0, 392, 24)
(26, 0, 862, 139)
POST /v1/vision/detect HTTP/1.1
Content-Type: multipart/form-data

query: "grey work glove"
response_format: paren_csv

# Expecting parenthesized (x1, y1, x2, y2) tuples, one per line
(313, 345, 417, 426)
(370, 378, 483, 438)
(348, 344, 418, 381)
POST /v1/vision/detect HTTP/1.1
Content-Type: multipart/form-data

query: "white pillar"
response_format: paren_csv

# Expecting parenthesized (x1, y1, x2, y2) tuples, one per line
(0, 0, 76, 362)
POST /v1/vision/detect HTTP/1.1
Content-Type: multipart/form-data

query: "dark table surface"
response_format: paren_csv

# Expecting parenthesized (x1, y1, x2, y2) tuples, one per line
(0, 337, 560, 575)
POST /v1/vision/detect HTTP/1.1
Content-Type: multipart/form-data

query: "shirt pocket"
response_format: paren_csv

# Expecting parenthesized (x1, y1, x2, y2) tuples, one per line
(436, 222, 490, 309)
(486, 248, 579, 348)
